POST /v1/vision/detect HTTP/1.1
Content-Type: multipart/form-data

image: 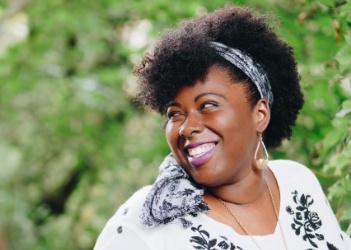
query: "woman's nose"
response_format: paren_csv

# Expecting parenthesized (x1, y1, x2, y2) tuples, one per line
(178, 112, 203, 138)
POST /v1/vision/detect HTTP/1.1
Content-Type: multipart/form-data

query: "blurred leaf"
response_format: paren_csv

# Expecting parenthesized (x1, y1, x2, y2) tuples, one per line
(322, 129, 345, 155)
(335, 45, 351, 73)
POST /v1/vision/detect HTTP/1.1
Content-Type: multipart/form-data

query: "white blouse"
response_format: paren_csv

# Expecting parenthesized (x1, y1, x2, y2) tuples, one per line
(94, 160, 351, 249)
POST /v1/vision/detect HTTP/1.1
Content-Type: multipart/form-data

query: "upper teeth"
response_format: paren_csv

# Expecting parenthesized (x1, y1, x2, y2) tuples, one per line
(188, 143, 215, 157)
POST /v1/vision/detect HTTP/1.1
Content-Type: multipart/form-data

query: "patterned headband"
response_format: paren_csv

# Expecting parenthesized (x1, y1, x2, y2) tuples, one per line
(211, 41, 273, 105)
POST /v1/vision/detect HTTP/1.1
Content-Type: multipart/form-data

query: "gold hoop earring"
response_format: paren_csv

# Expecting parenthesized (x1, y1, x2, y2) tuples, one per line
(254, 134, 269, 169)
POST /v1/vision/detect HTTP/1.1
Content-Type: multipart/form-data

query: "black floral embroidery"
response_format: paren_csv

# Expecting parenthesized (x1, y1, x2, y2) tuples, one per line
(122, 208, 128, 216)
(179, 217, 193, 229)
(287, 191, 323, 248)
(326, 242, 339, 250)
(117, 225, 123, 234)
(190, 212, 198, 217)
(287, 191, 341, 250)
(189, 225, 242, 250)
(286, 206, 294, 215)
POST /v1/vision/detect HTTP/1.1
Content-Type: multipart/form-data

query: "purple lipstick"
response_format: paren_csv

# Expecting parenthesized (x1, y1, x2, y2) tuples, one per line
(186, 142, 216, 167)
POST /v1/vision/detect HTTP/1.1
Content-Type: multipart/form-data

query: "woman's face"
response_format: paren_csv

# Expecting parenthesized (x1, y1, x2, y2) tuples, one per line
(165, 66, 268, 187)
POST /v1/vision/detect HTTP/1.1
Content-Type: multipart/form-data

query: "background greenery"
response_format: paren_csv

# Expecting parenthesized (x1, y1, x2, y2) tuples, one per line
(0, 0, 350, 249)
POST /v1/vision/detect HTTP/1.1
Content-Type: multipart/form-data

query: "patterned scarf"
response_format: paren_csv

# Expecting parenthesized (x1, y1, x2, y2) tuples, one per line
(140, 154, 209, 227)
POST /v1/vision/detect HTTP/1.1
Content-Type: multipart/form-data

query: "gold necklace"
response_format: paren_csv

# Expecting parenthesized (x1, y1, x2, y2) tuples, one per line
(218, 177, 288, 250)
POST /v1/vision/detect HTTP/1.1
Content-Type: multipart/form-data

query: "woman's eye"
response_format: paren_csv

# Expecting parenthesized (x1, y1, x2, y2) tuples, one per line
(167, 111, 180, 120)
(201, 102, 217, 109)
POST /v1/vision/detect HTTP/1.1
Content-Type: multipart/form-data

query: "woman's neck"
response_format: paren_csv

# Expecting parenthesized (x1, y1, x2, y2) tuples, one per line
(206, 168, 267, 205)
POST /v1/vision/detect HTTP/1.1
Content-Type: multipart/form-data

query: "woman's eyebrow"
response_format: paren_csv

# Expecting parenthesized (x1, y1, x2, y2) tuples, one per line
(166, 102, 181, 108)
(166, 92, 226, 109)
(194, 92, 226, 102)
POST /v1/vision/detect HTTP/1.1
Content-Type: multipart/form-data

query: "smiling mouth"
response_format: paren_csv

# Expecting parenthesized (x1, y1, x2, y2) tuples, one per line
(187, 143, 216, 157)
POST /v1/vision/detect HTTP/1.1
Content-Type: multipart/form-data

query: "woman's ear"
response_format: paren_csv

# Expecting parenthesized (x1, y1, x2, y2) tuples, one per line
(254, 99, 271, 133)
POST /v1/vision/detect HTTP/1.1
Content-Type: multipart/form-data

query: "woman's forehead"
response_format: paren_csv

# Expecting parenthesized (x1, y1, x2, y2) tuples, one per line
(169, 66, 248, 104)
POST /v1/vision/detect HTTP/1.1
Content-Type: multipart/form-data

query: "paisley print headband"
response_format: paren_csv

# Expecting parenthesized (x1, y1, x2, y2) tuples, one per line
(211, 41, 273, 105)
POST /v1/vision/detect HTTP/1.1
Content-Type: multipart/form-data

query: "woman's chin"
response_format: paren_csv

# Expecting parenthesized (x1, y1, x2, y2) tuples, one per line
(190, 171, 218, 188)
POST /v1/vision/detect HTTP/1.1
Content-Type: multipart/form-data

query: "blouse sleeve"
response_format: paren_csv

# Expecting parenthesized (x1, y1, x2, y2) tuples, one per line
(93, 218, 152, 250)
(341, 231, 351, 249)
(93, 187, 154, 250)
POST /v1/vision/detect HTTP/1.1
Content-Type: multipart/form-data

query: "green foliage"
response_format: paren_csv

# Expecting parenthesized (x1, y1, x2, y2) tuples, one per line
(287, 0, 351, 232)
(0, 0, 350, 249)
(304, 0, 351, 232)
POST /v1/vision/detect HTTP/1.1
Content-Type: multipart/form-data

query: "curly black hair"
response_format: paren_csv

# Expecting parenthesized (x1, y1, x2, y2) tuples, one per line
(134, 5, 304, 149)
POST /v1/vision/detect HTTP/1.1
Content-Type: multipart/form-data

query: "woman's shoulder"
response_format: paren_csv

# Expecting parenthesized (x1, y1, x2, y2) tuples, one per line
(268, 159, 320, 186)
(100, 185, 153, 234)
(269, 159, 315, 175)
(113, 185, 152, 219)
(93, 186, 153, 249)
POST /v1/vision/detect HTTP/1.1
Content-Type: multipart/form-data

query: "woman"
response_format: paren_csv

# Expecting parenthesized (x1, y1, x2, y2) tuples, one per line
(94, 6, 351, 249)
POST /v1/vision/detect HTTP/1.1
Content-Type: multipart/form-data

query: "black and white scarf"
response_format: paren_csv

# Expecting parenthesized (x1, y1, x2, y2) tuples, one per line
(140, 154, 209, 227)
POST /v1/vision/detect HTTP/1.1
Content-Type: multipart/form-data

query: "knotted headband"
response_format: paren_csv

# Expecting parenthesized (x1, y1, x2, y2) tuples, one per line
(211, 41, 274, 105)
